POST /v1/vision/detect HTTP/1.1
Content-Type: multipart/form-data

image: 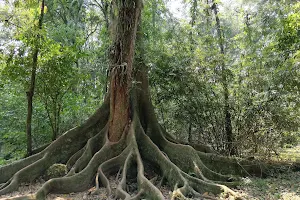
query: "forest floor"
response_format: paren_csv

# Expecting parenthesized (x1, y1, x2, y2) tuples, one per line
(0, 146, 299, 200)
(233, 145, 300, 200)
(234, 170, 300, 200)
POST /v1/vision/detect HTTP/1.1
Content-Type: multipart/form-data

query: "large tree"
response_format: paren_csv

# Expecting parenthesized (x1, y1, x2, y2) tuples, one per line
(0, 0, 273, 199)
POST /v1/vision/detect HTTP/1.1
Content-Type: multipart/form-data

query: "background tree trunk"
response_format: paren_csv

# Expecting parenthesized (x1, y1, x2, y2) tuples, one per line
(26, 0, 45, 156)
(212, 1, 236, 155)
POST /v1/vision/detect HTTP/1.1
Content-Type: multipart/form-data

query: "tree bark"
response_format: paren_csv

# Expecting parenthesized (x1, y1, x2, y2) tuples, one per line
(108, 0, 142, 142)
(26, 0, 45, 156)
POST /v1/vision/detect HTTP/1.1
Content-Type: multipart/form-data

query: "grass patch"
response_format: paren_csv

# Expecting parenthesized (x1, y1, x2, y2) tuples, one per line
(235, 145, 300, 200)
(279, 145, 300, 162)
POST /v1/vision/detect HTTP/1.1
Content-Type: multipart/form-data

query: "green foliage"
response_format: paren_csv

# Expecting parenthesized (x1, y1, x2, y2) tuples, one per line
(0, 0, 107, 162)
(0, 82, 27, 162)
(144, 0, 300, 156)
(278, 3, 300, 55)
(279, 144, 300, 162)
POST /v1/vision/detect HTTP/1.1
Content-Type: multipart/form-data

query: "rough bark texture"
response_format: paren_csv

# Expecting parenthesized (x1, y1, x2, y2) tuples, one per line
(0, 1, 289, 200)
(108, 0, 142, 142)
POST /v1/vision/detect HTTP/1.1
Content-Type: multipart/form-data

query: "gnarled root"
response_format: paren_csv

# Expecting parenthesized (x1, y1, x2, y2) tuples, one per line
(138, 123, 239, 200)
(1, 105, 253, 200)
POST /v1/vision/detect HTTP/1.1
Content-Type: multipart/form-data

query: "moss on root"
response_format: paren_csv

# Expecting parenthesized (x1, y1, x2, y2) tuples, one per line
(44, 164, 67, 180)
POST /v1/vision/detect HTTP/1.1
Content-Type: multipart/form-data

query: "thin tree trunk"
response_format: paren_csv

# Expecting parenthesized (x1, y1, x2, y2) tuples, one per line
(189, 0, 197, 45)
(190, 0, 197, 28)
(188, 122, 192, 144)
(52, 97, 58, 141)
(211, 1, 235, 155)
(152, 0, 157, 28)
(245, 13, 252, 43)
(26, 0, 45, 156)
(205, 0, 211, 26)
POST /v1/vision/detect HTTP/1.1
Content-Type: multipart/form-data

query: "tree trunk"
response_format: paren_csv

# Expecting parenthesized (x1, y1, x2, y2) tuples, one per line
(26, 0, 45, 156)
(188, 122, 192, 143)
(190, 0, 197, 28)
(108, 0, 142, 142)
(212, 1, 236, 155)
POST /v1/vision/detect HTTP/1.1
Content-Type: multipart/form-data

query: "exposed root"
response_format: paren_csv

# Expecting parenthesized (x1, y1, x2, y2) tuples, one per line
(138, 120, 243, 199)
(162, 140, 235, 183)
(135, 141, 164, 199)
(0, 153, 44, 184)
(35, 134, 127, 199)
(115, 150, 134, 199)
(0, 156, 50, 195)
(197, 151, 269, 177)
(93, 145, 131, 197)
(67, 125, 108, 175)
(0, 103, 109, 197)
(0, 103, 267, 200)
(66, 146, 85, 172)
